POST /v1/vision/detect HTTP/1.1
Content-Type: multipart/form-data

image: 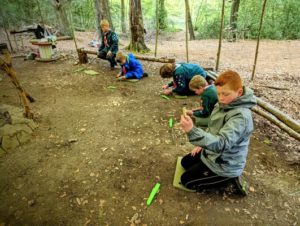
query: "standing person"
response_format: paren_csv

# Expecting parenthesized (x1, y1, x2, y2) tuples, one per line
(97, 19, 119, 70)
(180, 70, 256, 195)
(160, 63, 207, 96)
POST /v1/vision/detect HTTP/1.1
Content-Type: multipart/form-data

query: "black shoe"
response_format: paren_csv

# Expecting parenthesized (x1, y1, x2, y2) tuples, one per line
(143, 73, 149, 77)
(233, 176, 247, 196)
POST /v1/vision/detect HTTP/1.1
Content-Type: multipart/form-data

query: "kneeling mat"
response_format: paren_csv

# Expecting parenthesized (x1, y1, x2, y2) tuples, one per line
(173, 157, 196, 192)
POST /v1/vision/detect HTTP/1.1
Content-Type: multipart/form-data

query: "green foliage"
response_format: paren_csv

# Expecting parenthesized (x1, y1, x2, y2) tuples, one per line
(1, 0, 300, 40)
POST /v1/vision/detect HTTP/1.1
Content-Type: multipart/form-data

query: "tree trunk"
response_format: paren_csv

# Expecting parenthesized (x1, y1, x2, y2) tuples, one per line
(51, 0, 73, 37)
(185, 0, 195, 40)
(229, 0, 240, 41)
(121, 0, 126, 33)
(158, 0, 167, 30)
(215, 0, 225, 71)
(94, 0, 114, 32)
(127, 0, 150, 52)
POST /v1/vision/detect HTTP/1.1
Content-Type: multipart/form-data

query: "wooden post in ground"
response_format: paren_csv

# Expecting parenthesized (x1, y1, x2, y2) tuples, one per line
(215, 0, 225, 71)
(251, 0, 267, 81)
(154, 0, 159, 57)
(185, 0, 189, 62)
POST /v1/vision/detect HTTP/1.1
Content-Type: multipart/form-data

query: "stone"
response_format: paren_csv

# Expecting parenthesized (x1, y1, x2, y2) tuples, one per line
(2, 135, 20, 150)
(16, 131, 31, 144)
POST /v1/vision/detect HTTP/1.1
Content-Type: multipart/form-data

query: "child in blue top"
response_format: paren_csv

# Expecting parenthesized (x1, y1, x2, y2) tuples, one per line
(160, 63, 207, 96)
(116, 52, 148, 80)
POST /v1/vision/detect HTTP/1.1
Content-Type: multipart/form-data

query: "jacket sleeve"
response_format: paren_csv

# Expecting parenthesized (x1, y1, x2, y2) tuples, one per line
(187, 113, 246, 153)
(168, 81, 174, 87)
(193, 95, 210, 117)
(108, 32, 119, 53)
(172, 74, 186, 94)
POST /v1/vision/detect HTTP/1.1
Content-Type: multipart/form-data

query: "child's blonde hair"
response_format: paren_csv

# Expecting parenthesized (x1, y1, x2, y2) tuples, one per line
(116, 51, 127, 61)
(100, 19, 109, 27)
(189, 75, 207, 90)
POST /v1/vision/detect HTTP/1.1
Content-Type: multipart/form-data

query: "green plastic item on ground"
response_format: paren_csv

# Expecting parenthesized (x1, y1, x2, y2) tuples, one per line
(146, 183, 161, 206)
(160, 94, 170, 100)
(74, 67, 86, 73)
(174, 95, 188, 99)
(169, 118, 173, 128)
(84, 69, 99, 76)
(107, 86, 117, 89)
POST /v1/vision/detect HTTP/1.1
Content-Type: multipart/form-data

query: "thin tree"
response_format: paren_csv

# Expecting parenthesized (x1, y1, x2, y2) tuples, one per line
(94, 0, 114, 35)
(121, 0, 126, 33)
(127, 0, 149, 52)
(158, 0, 167, 30)
(215, 0, 225, 71)
(185, 0, 189, 62)
(185, 0, 195, 40)
(251, 0, 268, 81)
(154, 0, 159, 57)
(51, 0, 73, 37)
(229, 0, 240, 41)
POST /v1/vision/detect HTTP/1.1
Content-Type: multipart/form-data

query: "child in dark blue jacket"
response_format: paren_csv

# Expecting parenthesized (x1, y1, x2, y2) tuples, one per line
(116, 52, 147, 80)
(160, 63, 207, 96)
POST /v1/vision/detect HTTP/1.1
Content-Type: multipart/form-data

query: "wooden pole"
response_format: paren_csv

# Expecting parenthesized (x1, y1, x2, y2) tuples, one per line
(251, 0, 268, 81)
(154, 0, 159, 57)
(185, 0, 189, 62)
(0, 45, 34, 118)
(3, 27, 13, 52)
(252, 107, 300, 142)
(215, 0, 225, 71)
(256, 97, 300, 133)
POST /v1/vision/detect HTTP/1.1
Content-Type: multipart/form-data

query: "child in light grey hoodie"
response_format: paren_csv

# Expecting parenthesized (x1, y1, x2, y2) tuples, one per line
(180, 70, 256, 195)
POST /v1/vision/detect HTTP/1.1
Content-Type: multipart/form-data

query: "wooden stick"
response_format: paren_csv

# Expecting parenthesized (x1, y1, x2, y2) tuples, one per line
(252, 107, 300, 142)
(154, 0, 159, 57)
(255, 97, 300, 133)
(185, 0, 189, 62)
(215, 0, 225, 71)
(257, 85, 289, 91)
(78, 49, 175, 63)
(251, 0, 268, 81)
(0, 48, 34, 118)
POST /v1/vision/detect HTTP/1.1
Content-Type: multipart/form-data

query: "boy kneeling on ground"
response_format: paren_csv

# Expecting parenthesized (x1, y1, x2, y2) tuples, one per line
(116, 51, 148, 80)
(186, 75, 218, 127)
(180, 70, 256, 195)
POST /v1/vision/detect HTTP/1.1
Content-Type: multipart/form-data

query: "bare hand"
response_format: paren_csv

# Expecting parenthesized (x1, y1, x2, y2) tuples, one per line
(162, 84, 169, 89)
(186, 110, 193, 116)
(162, 89, 172, 95)
(180, 115, 194, 133)
(116, 72, 122, 78)
(191, 146, 202, 157)
(119, 76, 126, 80)
(107, 51, 112, 57)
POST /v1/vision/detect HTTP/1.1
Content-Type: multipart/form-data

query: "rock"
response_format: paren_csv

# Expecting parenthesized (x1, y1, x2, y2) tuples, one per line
(2, 135, 19, 150)
(28, 199, 35, 207)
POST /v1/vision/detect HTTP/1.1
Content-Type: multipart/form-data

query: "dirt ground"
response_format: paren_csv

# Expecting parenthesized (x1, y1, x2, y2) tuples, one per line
(0, 33, 300, 225)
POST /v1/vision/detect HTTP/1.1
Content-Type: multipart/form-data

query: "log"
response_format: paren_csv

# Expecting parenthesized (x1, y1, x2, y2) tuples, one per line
(56, 36, 73, 41)
(252, 107, 300, 142)
(255, 97, 300, 133)
(77, 49, 175, 63)
(257, 85, 289, 91)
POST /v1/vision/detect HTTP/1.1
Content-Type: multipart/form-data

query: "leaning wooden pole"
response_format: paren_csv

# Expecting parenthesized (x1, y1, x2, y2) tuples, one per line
(215, 0, 226, 71)
(185, 0, 189, 62)
(251, 0, 267, 81)
(154, 0, 159, 57)
(252, 107, 300, 142)
(256, 97, 300, 133)
(0, 44, 34, 118)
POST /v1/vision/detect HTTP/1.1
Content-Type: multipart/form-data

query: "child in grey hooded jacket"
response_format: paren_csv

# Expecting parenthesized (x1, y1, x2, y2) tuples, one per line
(180, 70, 256, 195)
